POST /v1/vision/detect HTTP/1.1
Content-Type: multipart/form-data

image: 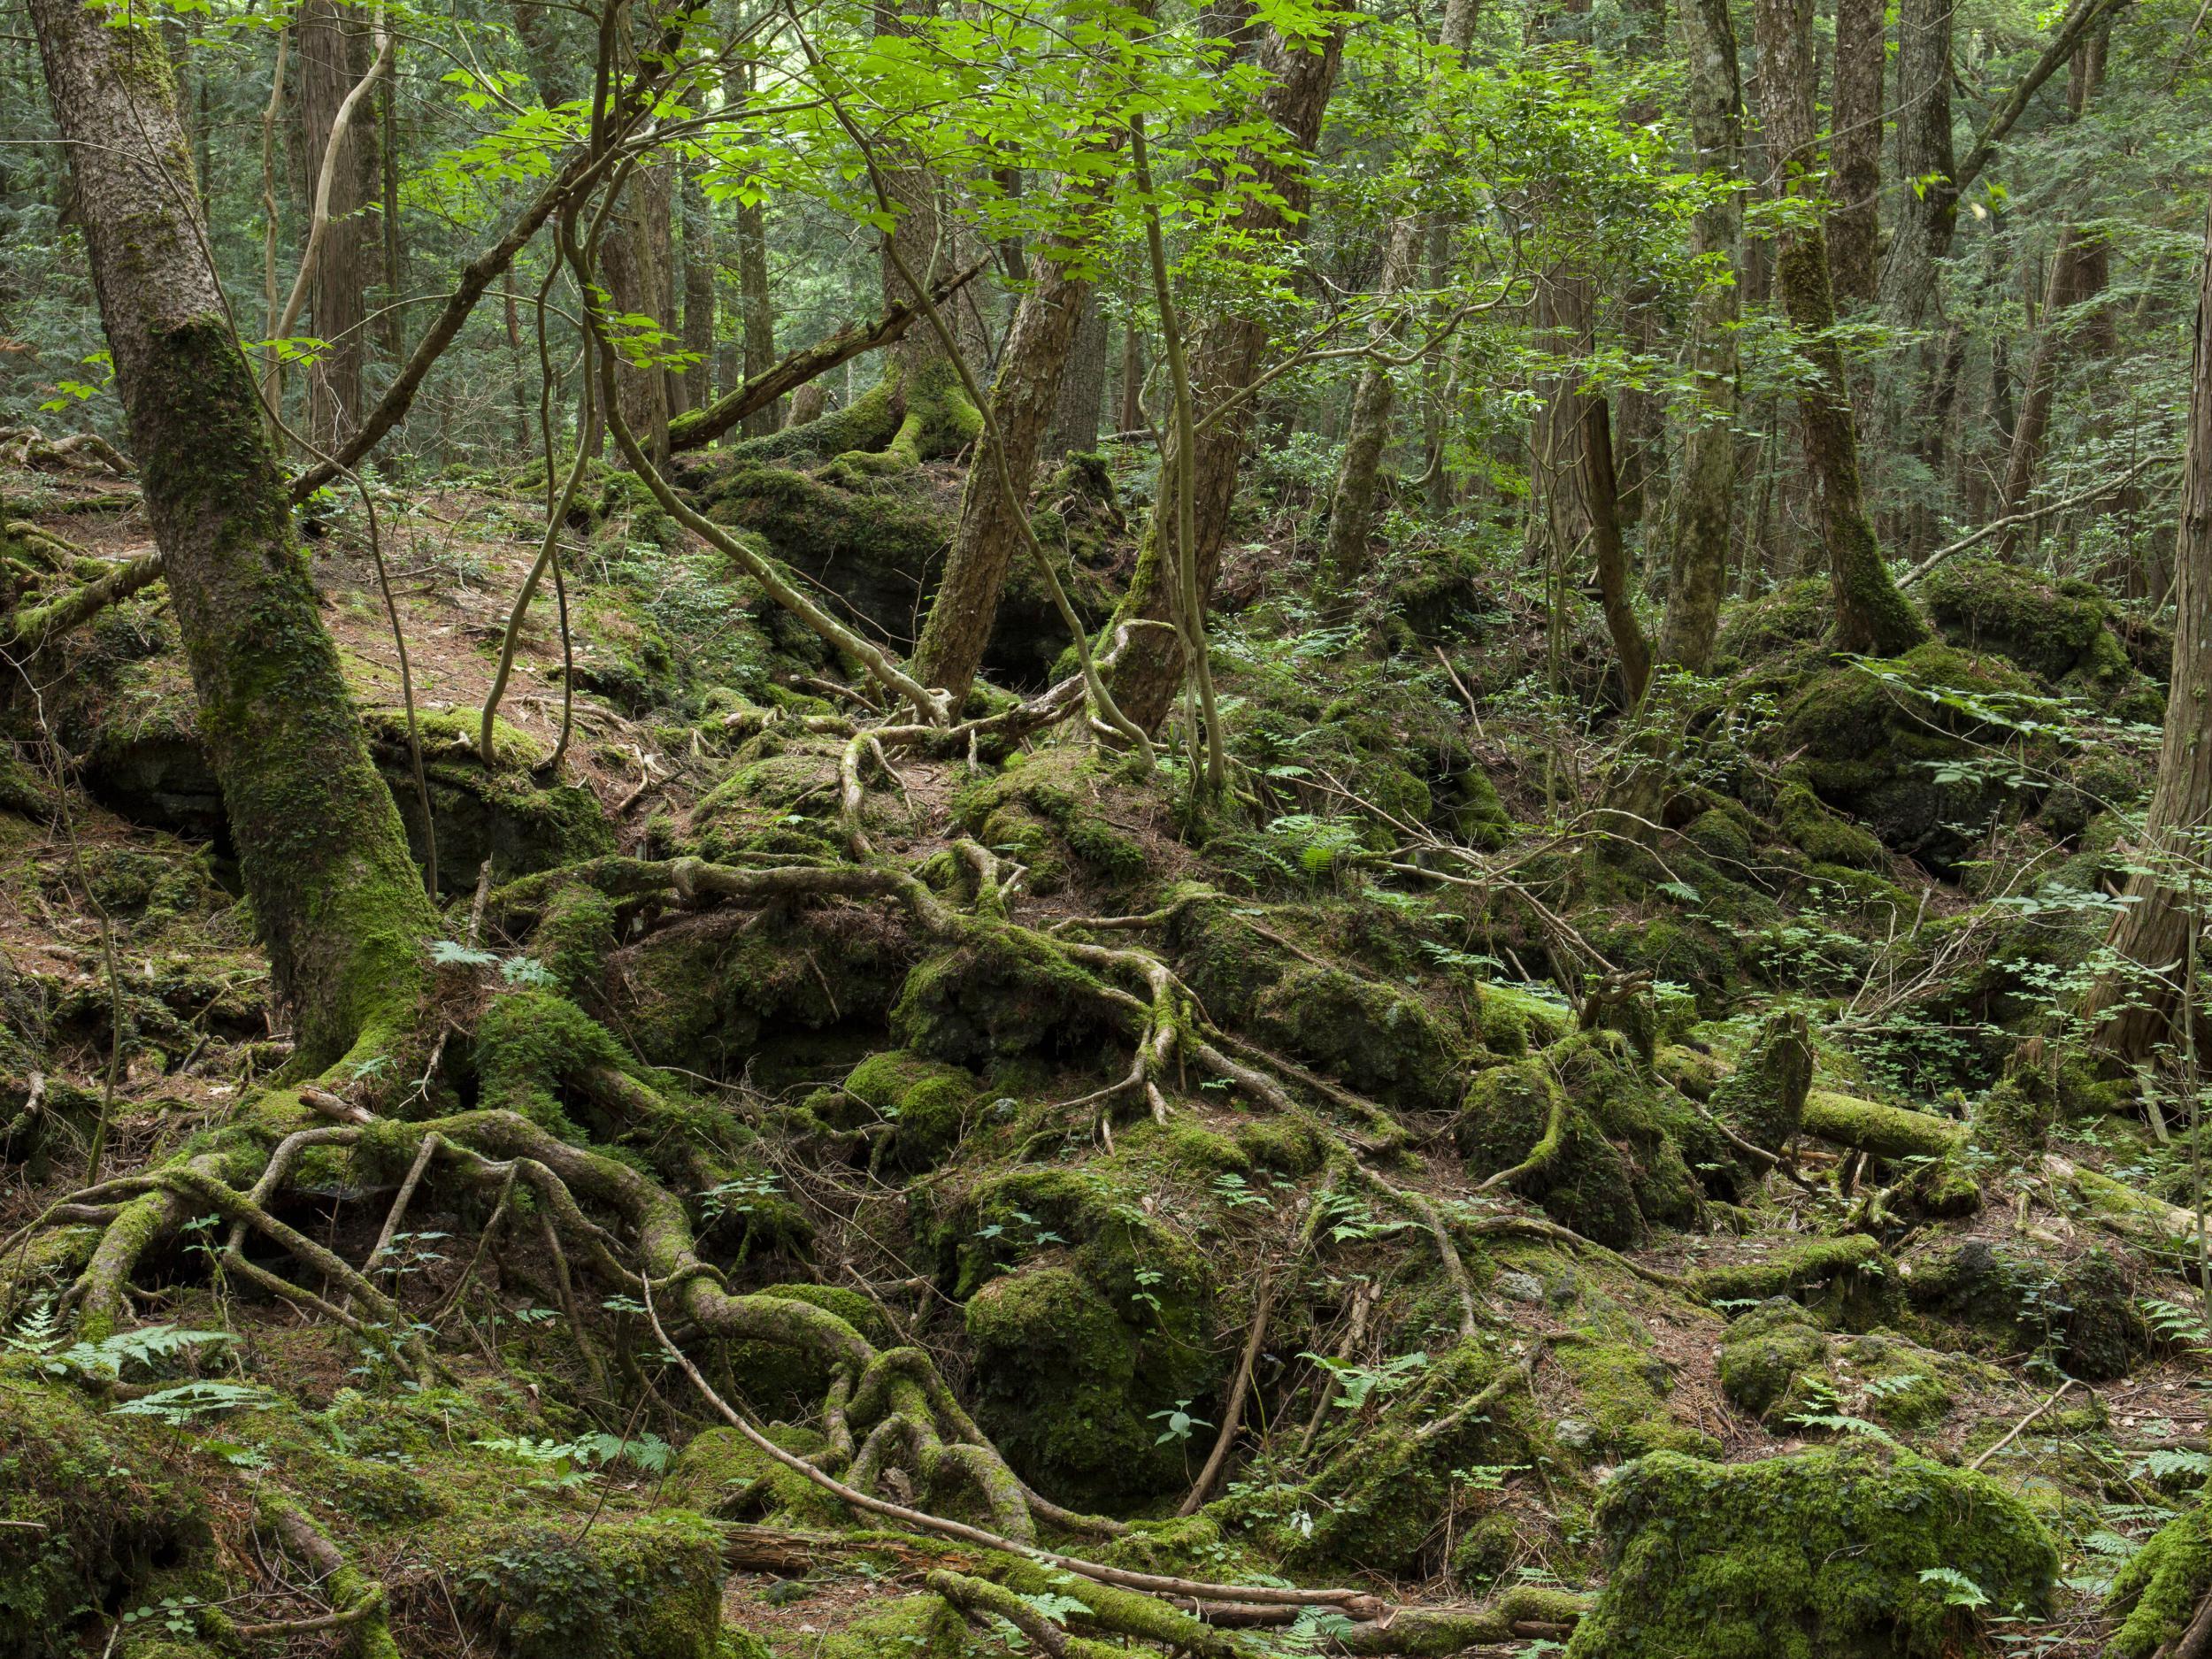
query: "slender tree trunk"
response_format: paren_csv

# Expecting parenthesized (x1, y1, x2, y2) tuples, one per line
(1757, 0, 1930, 656)
(909, 31, 1148, 703)
(679, 160, 715, 415)
(1118, 320, 1144, 433)
(736, 196, 776, 434)
(1882, 0, 1954, 329)
(1828, 0, 1884, 306)
(1586, 397, 1650, 701)
(2078, 199, 2212, 1067)
(1319, 0, 1483, 597)
(1653, 0, 1745, 674)
(28, 0, 435, 1067)
(1047, 292, 1109, 457)
(1999, 28, 2112, 553)
(296, 0, 382, 449)
(1104, 21, 1346, 734)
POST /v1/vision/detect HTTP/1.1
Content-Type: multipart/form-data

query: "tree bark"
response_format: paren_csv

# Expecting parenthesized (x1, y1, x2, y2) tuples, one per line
(28, 0, 435, 1068)
(1586, 397, 1650, 702)
(1048, 291, 1109, 457)
(1103, 20, 1347, 733)
(1828, 0, 1883, 305)
(1119, 320, 1144, 434)
(679, 159, 715, 415)
(1652, 0, 1744, 674)
(1318, 0, 1484, 598)
(2077, 199, 2212, 1067)
(296, 0, 382, 449)
(600, 165, 674, 461)
(1756, 0, 1930, 657)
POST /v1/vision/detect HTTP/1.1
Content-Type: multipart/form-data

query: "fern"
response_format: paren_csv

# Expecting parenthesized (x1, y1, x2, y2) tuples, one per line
(1916, 1566, 1989, 1609)
(1784, 1410, 1899, 1446)
(2133, 1448, 2212, 1482)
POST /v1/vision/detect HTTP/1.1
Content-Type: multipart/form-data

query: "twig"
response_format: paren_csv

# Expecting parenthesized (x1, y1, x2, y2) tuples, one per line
(1968, 1378, 2076, 1471)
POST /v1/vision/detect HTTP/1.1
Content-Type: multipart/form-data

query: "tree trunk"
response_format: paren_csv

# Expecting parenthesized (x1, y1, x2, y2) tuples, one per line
(737, 193, 777, 435)
(909, 38, 1147, 703)
(1756, 0, 1929, 657)
(1881, 0, 1954, 329)
(296, 0, 382, 449)
(1586, 398, 1651, 702)
(28, 0, 435, 1068)
(1319, 0, 1484, 598)
(1653, 0, 1743, 674)
(1104, 22, 1346, 734)
(2078, 200, 2212, 1067)
(678, 161, 715, 415)
(1828, 0, 1883, 306)
(1118, 320, 1144, 433)
(1998, 28, 2112, 555)
(1047, 291, 1109, 457)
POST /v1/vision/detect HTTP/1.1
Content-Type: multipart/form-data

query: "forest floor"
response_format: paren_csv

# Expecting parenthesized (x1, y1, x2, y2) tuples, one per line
(1, 442, 2206, 1659)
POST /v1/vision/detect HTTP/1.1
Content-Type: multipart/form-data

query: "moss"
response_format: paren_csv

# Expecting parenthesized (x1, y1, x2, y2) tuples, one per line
(1922, 558, 2145, 703)
(815, 1593, 972, 1659)
(1717, 1301, 1832, 1421)
(1569, 1444, 2056, 1658)
(0, 1379, 213, 1647)
(1171, 899, 1464, 1114)
(1708, 1006, 1813, 1153)
(1294, 1340, 1538, 1574)
(1713, 576, 1832, 668)
(949, 1169, 1217, 1509)
(1448, 766, 1513, 850)
(672, 1424, 848, 1527)
(1456, 1032, 1735, 1246)
(2108, 1502, 2212, 1658)
(472, 988, 634, 1129)
(1899, 1239, 2145, 1382)
(951, 749, 1153, 895)
(1834, 1334, 1958, 1432)
(1776, 783, 1886, 872)
(1684, 806, 1755, 866)
(1560, 1332, 1720, 1459)
(725, 1287, 894, 1418)
(532, 884, 618, 1000)
(449, 1513, 725, 1658)
(1686, 1233, 1890, 1326)
(1779, 642, 2050, 873)
(821, 1049, 981, 1173)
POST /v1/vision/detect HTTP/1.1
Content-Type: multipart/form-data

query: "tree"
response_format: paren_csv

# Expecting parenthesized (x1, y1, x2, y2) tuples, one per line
(2075, 198, 2212, 1067)
(678, 159, 715, 415)
(1755, 0, 1929, 657)
(1827, 0, 1883, 306)
(27, 0, 436, 1068)
(1104, 19, 1346, 734)
(296, 0, 385, 448)
(1317, 0, 1482, 601)
(1651, 0, 1744, 675)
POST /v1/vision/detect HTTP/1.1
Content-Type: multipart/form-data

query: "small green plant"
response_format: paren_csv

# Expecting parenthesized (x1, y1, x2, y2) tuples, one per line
(1307, 1349, 1429, 1410)
(1149, 1400, 1211, 1444)
(1916, 1565, 1989, 1609)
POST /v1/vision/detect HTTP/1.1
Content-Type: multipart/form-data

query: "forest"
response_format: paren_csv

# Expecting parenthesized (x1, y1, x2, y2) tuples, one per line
(7, 0, 2212, 1651)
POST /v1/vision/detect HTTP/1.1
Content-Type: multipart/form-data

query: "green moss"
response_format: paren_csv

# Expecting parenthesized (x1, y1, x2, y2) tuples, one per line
(1922, 558, 2145, 703)
(449, 1513, 726, 1658)
(672, 1424, 848, 1526)
(472, 988, 634, 1129)
(1900, 1239, 2146, 1382)
(724, 1287, 894, 1418)
(0, 1379, 213, 1646)
(1555, 1334, 1720, 1459)
(1717, 1301, 1831, 1422)
(1567, 1445, 2059, 1659)
(1294, 1340, 1538, 1574)
(532, 884, 618, 1000)
(2108, 1502, 2212, 1658)
(1686, 1233, 1890, 1325)
(833, 1049, 980, 1172)
(1776, 783, 1886, 872)
(1708, 1006, 1813, 1153)
(815, 1593, 972, 1659)
(1171, 899, 1464, 1114)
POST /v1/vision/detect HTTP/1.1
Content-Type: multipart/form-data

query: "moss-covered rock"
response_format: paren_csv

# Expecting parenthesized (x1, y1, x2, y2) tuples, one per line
(1686, 1233, 1892, 1328)
(1566, 1445, 2059, 1658)
(1708, 1006, 1813, 1154)
(449, 1513, 725, 1658)
(2107, 1500, 2212, 1658)
(1899, 1239, 2145, 1382)
(1922, 557, 2147, 707)
(1717, 1301, 1831, 1422)
(0, 1379, 213, 1652)
(820, 1048, 980, 1173)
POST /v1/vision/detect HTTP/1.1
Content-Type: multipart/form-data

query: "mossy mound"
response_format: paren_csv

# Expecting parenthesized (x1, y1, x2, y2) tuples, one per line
(1291, 1339, 1538, 1574)
(725, 1287, 895, 1418)
(1899, 1238, 2146, 1382)
(814, 1593, 972, 1659)
(1712, 576, 1832, 670)
(808, 1048, 981, 1173)
(1455, 1030, 1737, 1246)
(1717, 1301, 1832, 1422)
(951, 749, 1155, 898)
(1171, 898, 1466, 1115)
(1922, 557, 2158, 715)
(1707, 1006, 1813, 1153)
(442, 1512, 726, 1659)
(0, 1379, 213, 1650)
(608, 906, 918, 1078)
(2107, 1500, 2212, 1658)
(1685, 1233, 1892, 1328)
(1779, 642, 2051, 872)
(893, 930, 1126, 1070)
(672, 1423, 848, 1526)
(942, 1167, 1217, 1509)
(1567, 1444, 2059, 1658)
(1553, 1331, 1720, 1460)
